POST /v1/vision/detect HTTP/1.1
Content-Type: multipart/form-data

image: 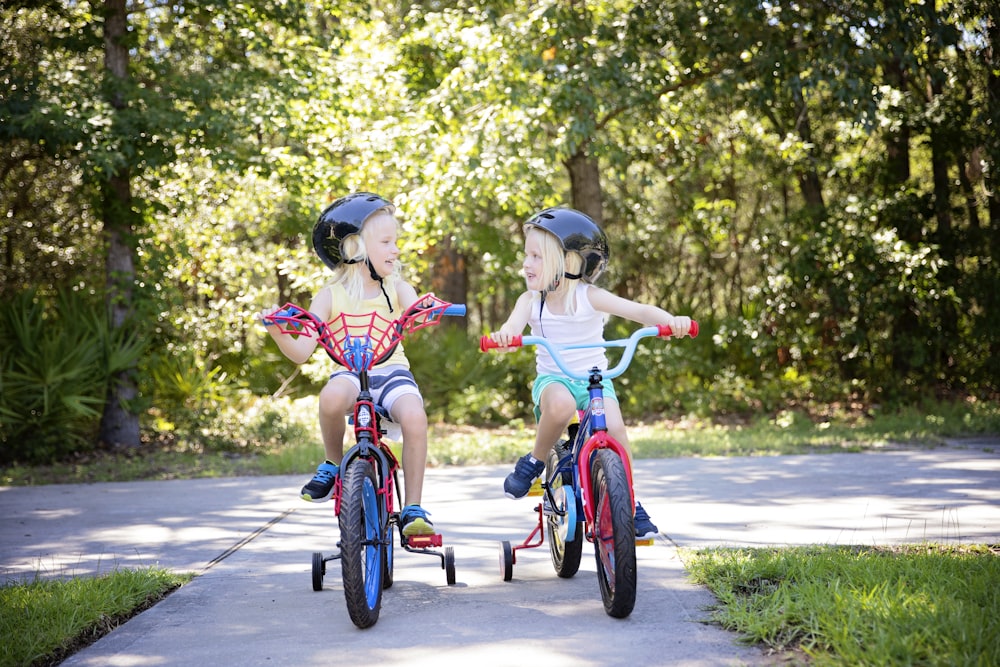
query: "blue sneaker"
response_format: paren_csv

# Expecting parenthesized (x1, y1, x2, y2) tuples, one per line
(300, 461, 339, 503)
(634, 502, 659, 539)
(504, 454, 545, 499)
(400, 504, 434, 536)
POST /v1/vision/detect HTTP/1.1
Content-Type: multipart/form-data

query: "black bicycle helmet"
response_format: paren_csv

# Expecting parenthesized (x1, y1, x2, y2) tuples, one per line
(312, 192, 395, 270)
(525, 207, 609, 284)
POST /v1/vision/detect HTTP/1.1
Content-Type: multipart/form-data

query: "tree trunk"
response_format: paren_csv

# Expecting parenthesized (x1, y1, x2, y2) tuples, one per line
(97, 0, 141, 449)
(924, 0, 957, 381)
(790, 86, 825, 211)
(565, 150, 603, 225)
(884, 58, 911, 188)
(983, 10, 1000, 377)
(428, 235, 467, 329)
(878, 26, 922, 383)
(987, 12, 1000, 232)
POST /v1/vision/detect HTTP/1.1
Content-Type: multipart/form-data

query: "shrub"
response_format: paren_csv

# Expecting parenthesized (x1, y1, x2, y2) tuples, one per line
(0, 288, 144, 464)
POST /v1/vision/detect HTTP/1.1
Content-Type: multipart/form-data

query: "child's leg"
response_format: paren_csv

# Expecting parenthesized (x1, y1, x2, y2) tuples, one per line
(317, 377, 358, 464)
(390, 394, 428, 508)
(301, 377, 357, 503)
(505, 382, 577, 499)
(532, 383, 577, 459)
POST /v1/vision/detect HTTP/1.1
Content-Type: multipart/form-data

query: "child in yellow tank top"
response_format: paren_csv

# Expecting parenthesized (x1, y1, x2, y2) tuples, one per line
(259, 193, 435, 537)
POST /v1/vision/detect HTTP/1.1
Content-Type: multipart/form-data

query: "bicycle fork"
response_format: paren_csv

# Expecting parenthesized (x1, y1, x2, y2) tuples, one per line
(576, 370, 636, 526)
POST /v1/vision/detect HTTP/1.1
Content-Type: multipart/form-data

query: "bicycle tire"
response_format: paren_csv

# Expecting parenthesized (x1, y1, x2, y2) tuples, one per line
(339, 457, 384, 628)
(590, 449, 637, 618)
(311, 552, 325, 592)
(499, 540, 514, 582)
(546, 440, 583, 578)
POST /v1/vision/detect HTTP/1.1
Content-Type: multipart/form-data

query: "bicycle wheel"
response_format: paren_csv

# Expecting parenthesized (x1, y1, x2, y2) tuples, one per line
(546, 440, 583, 578)
(311, 552, 325, 592)
(444, 546, 456, 585)
(339, 457, 385, 628)
(590, 449, 637, 618)
(499, 540, 514, 582)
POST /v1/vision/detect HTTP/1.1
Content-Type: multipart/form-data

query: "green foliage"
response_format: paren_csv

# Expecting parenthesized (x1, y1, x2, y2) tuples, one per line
(756, 194, 974, 404)
(407, 325, 536, 425)
(143, 342, 319, 455)
(3, 0, 999, 466)
(685, 545, 1000, 665)
(0, 289, 145, 465)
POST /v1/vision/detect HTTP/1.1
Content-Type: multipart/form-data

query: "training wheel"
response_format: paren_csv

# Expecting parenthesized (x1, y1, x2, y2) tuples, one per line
(311, 552, 325, 591)
(499, 540, 514, 582)
(445, 546, 456, 585)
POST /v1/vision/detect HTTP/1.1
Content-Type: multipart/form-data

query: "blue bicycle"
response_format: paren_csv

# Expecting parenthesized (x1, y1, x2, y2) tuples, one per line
(481, 322, 698, 618)
(266, 295, 465, 628)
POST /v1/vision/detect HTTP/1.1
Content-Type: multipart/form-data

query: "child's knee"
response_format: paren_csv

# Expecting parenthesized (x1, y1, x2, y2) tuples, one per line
(392, 395, 427, 423)
(319, 383, 353, 414)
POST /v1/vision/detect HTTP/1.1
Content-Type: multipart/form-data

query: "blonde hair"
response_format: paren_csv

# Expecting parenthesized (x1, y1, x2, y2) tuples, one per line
(525, 225, 584, 315)
(329, 208, 402, 304)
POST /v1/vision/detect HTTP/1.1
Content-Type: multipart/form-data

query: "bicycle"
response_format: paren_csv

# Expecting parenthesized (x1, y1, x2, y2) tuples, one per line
(264, 294, 464, 628)
(480, 321, 698, 618)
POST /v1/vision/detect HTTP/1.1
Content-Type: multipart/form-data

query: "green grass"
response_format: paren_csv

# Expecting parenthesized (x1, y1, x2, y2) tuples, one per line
(0, 568, 190, 667)
(630, 399, 1000, 458)
(684, 544, 1000, 666)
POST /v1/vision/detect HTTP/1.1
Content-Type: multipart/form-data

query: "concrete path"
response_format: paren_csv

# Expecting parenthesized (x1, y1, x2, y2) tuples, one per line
(2, 439, 998, 666)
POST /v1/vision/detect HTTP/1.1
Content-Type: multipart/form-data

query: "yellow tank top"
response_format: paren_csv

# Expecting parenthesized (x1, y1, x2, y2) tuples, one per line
(326, 278, 409, 369)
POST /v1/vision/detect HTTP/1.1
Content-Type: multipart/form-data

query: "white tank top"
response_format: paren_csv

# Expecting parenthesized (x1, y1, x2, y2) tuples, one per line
(528, 284, 607, 376)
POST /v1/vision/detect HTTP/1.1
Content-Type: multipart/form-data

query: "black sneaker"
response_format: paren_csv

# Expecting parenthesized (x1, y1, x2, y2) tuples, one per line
(300, 461, 338, 503)
(634, 502, 659, 539)
(504, 454, 545, 499)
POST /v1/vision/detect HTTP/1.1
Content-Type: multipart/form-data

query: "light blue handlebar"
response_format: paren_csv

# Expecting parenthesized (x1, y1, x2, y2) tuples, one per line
(519, 326, 661, 381)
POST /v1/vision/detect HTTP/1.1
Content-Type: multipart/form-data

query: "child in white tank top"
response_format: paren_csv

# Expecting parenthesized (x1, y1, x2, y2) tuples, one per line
(488, 207, 692, 538)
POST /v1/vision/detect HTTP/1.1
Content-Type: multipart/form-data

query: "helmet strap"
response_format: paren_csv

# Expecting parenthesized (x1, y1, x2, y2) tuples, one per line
(366, 259, 393, 313)
(341, 258, 393, 312)
(538, 291, 547, 337)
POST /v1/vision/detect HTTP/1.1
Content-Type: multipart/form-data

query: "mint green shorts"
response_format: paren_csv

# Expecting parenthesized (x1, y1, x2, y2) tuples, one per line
(531, 374, 618, 422)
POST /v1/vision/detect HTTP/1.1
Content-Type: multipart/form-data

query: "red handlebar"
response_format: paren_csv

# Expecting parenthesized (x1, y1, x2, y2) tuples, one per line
(479, 335, 523, 351)
(657, 321, 699, 338)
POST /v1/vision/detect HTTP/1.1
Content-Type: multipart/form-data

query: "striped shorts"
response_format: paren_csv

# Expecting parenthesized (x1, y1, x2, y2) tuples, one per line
(328, 364, 422, 416)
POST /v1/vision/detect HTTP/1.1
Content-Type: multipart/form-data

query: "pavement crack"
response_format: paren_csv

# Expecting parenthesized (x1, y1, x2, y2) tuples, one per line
(203, 507, 297, 572)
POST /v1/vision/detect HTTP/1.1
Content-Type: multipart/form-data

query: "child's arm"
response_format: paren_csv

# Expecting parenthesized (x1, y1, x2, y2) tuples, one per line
(588, 286, 692, 336)
(395, 280, 441, 324)
(396, 280, 421, 312)
(259, 287, 331, 364)
(489, 291, 533, 347)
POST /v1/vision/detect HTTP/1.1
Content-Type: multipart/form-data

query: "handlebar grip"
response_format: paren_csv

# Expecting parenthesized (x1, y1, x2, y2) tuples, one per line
(443, 304, 466, 316)
(657, 320, 699, 338)
(479, 334, 523, 352)
(262, 306, 306, 327)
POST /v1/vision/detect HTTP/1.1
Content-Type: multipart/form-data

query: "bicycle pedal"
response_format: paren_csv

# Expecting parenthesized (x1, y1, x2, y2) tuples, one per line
(635, 537, 655, 547)
(405, 534, 443, 548)
(527, 479, 544, 496)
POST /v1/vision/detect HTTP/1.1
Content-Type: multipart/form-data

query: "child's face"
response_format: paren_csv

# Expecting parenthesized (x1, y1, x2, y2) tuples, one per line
(363, 212, 400, 278)
(522, 229, 547, 291)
